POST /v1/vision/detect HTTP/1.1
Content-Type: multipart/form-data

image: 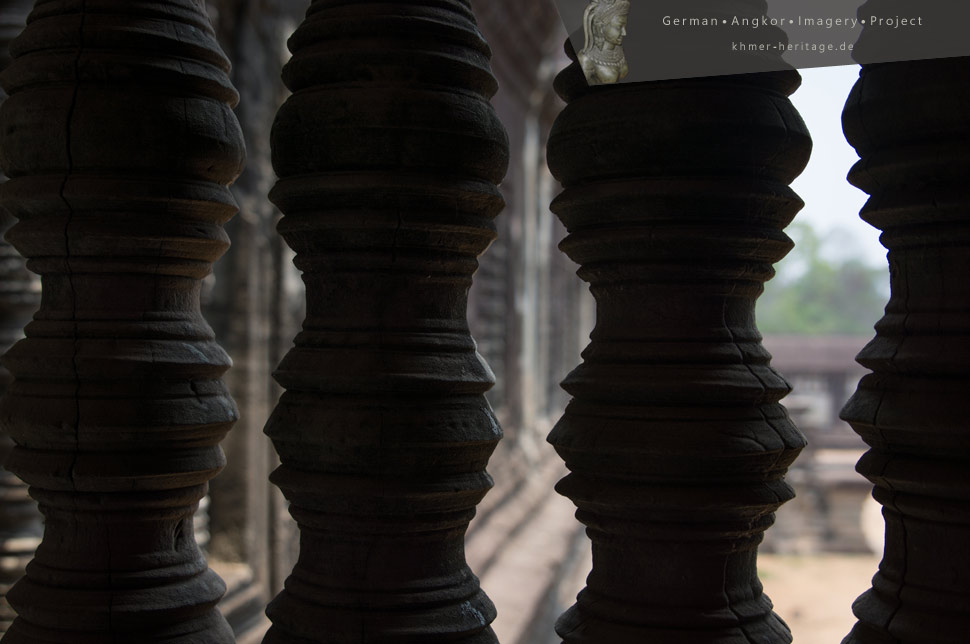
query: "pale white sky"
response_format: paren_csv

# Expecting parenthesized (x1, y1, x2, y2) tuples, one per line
(788, 65, 886, 267)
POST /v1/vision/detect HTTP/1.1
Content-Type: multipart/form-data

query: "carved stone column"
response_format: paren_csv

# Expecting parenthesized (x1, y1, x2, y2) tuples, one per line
(840, 54, 970, 644)
(264, 1, 508, 642)
(0, 1, 244, 641)
(545, 37, 811, 644)
(0, 1, 39, 634)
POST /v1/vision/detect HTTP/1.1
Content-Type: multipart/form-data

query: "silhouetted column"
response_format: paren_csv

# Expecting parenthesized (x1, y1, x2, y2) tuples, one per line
(545, 35, 811, 644)
(0, 1, 244, 641)
(263, 1, 508, 642)
(0, 1, 39, 634)
(840, 53, 970, 644)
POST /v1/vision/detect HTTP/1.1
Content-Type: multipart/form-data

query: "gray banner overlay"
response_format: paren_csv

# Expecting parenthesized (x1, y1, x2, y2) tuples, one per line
(556, 1, 969, 83)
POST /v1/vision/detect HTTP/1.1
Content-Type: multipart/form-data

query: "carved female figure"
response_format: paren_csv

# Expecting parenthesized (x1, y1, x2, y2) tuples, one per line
(578, 0, 631, 84)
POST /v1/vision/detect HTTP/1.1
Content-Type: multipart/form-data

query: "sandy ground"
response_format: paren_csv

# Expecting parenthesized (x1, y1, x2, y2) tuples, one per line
(760, 553, 880, 644)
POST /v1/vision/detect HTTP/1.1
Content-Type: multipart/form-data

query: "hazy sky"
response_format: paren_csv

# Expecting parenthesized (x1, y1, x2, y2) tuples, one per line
(788, 65, 886, 267)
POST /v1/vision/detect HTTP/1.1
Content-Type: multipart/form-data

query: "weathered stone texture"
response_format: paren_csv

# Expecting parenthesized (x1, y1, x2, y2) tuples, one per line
(840, 45, 970, 644)
(545, 18, 812, 643)
(263, 1, 509, 642)
(0, 0, 244, 640)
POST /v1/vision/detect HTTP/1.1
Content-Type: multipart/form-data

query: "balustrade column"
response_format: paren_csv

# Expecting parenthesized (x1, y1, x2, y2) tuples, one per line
(263, 1, 508, 643)
(839, 44, 970, 644)
(544, 25, 811, 644)
(0, 1, 244, 641)
(0, 1, 39, 634)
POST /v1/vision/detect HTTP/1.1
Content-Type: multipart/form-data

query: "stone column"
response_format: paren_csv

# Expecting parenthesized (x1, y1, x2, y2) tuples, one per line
(0, 1, 40, 634)
(0, 1, 245, 641)
(840, 52, 970, 644)
(544, 32, 811, 644)
(263, 1, 508, 642)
